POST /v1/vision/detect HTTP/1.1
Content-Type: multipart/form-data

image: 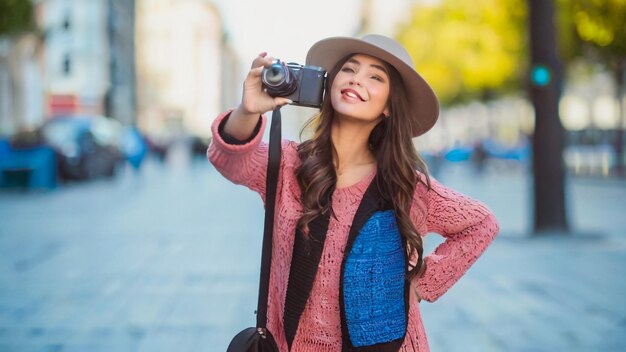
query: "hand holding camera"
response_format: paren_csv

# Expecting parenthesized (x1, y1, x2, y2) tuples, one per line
(261, 59, 326, 108)
(238, 51, 327, 114)
(226, 52, 327, 140)
(239, 53, 293, 116)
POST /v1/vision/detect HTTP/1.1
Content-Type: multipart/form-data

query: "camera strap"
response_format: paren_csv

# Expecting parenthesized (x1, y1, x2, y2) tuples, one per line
(256, 107, 282, 329)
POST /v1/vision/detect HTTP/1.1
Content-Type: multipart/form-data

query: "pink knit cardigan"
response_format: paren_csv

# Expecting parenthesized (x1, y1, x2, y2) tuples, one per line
(208, 111, 500, 352)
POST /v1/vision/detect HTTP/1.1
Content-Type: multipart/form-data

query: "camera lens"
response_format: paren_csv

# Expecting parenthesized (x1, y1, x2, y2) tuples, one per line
(263, 63, 286, 87)
(262, 60, 298, 97)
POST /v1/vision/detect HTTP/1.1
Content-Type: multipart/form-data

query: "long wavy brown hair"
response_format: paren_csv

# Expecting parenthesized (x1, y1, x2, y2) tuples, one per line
(296, 55, 432, 279)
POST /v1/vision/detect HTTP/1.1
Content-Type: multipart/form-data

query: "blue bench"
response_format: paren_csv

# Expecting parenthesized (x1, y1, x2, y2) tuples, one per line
(0, 139, 57, 190)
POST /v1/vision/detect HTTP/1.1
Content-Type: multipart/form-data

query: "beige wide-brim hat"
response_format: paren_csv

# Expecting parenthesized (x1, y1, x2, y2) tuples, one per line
(306, 34, 439, 137)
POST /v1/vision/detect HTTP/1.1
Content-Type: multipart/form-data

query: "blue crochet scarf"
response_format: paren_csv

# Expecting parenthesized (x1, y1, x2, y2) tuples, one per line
(283, 176, 410, 351)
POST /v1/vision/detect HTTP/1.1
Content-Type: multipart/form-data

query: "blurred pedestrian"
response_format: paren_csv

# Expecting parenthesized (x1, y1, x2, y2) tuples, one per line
(472, 139, 488, 174)
(208, 34, 500, 351)
(122, 126, 147, 171)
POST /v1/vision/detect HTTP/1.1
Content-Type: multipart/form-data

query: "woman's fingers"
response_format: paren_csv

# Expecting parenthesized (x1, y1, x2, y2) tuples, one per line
(251, 53, 275, 69)
(274, 97, 293, 107)
(251, 56, 265, 69)
(248, 54, 276, 81)
(247, 66, 264, 79)
(240, 53, 292, 114)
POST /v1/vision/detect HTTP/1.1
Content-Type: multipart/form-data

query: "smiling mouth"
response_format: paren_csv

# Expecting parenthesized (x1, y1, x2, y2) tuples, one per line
(341, 89, 365, 102)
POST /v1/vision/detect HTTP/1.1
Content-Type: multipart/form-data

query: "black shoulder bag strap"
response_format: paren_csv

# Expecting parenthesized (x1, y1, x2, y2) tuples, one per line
(257, 107, 282, 328)
(227, 108, 282, 351)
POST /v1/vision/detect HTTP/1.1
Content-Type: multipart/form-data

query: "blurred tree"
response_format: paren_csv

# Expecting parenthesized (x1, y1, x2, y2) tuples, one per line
(397, 0, 527, 104)
(399, 0, 571, 234)
(0, 0, 35, 36)
(554, 0, 582, 63)
(569, 0, 626, 175)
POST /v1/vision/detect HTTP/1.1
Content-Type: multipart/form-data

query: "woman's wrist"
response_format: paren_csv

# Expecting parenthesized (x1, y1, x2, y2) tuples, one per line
(232, 104, 259, 120)
(223, 105, 262, 141)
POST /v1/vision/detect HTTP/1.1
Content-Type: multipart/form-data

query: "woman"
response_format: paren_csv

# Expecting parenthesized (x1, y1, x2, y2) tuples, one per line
(208, 34, 500, 352)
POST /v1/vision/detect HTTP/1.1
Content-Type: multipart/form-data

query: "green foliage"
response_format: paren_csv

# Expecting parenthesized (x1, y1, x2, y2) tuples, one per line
(0, 0, 35, 36)
(570, 0, 626, 68)
(396, 0, 613, 105)
(397, 0, 527, 105)
(555, 0, 582, 63)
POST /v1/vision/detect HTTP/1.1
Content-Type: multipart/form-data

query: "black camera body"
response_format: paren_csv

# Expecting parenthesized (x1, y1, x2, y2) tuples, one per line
(262, 61, 326, 108)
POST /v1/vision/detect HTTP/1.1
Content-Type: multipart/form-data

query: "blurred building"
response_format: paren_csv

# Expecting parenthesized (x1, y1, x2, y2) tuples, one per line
(220, 38, 241, 116)
(0, 34, 45, 135)
(357, 0, 417, 37)
(136, 0, 230, 139)
(17, 0, 137, 124)
(36, 0, 110, 117)
(2, 0, 135, 136)
(105, 0, 138, 125)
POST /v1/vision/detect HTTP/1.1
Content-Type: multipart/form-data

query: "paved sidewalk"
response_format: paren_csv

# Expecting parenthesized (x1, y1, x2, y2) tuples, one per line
(0, 159, 624, 351)
(423, 163, 626, 351)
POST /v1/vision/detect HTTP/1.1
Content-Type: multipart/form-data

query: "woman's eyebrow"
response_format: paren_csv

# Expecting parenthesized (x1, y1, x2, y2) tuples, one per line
(370, 64, 388, 75)
(346, 58, 388, 75)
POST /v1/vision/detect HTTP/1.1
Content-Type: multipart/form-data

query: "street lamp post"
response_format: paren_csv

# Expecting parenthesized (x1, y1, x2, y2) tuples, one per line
(528, 0, 569, 234)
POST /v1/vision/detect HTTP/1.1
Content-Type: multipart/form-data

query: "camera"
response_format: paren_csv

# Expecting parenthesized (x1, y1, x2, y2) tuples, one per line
(262, 60, 326, 108)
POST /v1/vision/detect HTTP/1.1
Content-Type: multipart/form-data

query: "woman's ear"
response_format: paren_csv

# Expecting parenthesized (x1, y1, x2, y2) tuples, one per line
(383, 106, 390, 118)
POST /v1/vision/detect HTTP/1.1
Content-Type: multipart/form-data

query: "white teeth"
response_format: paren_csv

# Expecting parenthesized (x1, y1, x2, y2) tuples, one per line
(346, 92, 358, 99)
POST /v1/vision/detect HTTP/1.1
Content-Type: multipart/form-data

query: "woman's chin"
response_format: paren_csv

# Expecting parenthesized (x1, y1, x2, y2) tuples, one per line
(334, 111, 383, 125)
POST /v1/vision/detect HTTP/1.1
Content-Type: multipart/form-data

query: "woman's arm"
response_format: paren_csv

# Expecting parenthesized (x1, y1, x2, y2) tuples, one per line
(207, 110, 270, 198)
(412, 176, 500, 302)
(207, 52, 292, 199)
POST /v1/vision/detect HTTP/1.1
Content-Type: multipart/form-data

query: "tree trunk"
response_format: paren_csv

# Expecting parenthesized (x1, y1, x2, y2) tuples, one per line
(528, 0, 569, 234)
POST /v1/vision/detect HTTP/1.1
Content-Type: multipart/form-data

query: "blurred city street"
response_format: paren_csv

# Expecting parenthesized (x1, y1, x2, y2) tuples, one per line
(1, 155, 625, 352)
(1, 0, 625, 351)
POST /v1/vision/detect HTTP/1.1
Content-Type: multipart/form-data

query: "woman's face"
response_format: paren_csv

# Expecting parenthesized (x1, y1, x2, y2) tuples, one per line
(330, 54, 391, 124)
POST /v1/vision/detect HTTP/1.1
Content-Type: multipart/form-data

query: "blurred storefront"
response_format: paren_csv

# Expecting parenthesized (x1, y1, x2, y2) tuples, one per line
(411, 71, 624, 179)
(560, 70, 625, 177)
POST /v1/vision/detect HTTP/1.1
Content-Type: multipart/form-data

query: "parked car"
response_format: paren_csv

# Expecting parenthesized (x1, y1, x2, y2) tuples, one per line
(41, 115, 123, 181)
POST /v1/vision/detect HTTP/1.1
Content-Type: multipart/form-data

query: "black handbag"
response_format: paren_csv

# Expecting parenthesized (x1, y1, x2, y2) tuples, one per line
(227, 327, 278, 352)
(227, 108, 282, 352)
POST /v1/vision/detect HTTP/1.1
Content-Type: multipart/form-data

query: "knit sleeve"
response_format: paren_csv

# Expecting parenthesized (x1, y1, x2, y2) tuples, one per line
(412, 176, 500, 302)
(206, 109, 270, 201)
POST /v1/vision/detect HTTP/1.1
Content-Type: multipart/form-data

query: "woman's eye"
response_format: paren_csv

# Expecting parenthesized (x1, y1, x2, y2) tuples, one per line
(341, 67, 355, 73)
(370, 75, 383, 82)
